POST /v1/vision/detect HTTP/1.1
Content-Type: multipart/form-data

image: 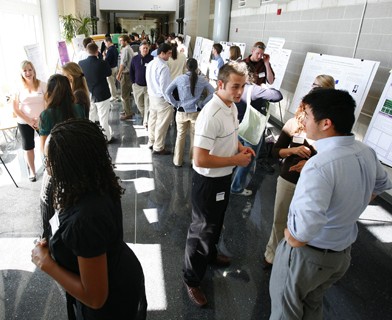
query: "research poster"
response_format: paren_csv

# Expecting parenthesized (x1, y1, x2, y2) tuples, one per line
(24, 44, 48, 82)
(198, 38, 214, 76)
(364, 72, 392, 167)
(193, 36, 204, 63)
(57, 41, 70, 66)
(289, 52, 379, 121)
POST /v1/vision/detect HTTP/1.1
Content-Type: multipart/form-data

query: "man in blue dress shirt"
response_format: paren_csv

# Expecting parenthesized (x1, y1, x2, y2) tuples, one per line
(269, 89, 392, 320)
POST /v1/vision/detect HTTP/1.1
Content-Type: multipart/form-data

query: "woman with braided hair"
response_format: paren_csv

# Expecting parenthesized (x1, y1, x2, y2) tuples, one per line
(32, 119, 147, 320)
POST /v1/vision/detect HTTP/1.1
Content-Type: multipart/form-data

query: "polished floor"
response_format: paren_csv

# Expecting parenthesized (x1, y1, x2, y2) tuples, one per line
(0, 100, 392, 320)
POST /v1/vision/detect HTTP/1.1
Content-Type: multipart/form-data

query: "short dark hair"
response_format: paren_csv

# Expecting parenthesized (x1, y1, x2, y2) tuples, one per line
(82, 37, 93, 48)
(105, 36, 113, 43)
(213, 43, 223, 54)
(157, 43, 172, 55)
(302, 89, 356, 135)
(253, 41, 266, 50)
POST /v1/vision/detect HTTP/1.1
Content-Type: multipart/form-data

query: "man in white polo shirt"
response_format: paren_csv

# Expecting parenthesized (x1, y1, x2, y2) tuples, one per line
(183, 62, 256, 307)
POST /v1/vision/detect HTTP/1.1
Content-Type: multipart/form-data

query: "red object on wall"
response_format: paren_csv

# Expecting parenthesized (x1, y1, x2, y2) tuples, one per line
(277, 8, 282, 15)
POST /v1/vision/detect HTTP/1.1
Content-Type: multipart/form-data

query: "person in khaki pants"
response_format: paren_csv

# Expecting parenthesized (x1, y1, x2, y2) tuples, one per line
(165, 58, 215, 167)
(130, 41, 153, 127)
(116, 35, 134, 120)
(145, 43, 173, 155)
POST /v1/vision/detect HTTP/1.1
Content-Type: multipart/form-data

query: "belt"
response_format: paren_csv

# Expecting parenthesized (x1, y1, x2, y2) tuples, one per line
(306, 244, 345, 253)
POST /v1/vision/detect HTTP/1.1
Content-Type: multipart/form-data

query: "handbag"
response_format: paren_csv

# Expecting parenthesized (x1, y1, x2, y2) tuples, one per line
(238, 87, 270, 145)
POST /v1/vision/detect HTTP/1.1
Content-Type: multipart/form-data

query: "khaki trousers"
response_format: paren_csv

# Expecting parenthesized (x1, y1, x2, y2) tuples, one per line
(120, 72, 132, 116)
(132, 83, 149, 126)
(173, 111, 199, 166)
(107, 67, 118, 99)
(148, 96, 173, 152)
(264, 176, 296, 263)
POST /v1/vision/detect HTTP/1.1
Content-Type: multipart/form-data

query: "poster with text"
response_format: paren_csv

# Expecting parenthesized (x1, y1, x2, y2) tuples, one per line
(199, 38, 214, 76)
(364, 72, 392, 167)
(193, 36, 204, 64)
(24, 44, 48, 82)
(289, 52, 379, 121)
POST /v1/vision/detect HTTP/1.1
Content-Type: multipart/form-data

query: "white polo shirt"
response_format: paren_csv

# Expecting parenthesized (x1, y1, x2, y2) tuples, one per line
(193, 94, 239, 177)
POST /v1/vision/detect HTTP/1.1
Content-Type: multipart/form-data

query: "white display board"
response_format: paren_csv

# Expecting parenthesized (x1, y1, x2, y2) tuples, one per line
(364, 72, 392, 167)
(24, 44, 48, 82)
(289, 52, 379, 122)
(193, 36, 204, 63)
(264, 37, 291, 90)
(198, 38, 214, 76)
(184, 35, 191, 50)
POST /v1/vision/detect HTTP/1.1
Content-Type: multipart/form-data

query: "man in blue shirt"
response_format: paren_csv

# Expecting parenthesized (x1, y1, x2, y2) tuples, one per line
(130, 41, 153, 127)
(269, 89, 392, 320)
(211, 43, 224, 79)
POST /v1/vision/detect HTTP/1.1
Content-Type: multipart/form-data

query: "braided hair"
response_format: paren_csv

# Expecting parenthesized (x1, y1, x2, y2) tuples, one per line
(47, 118, 124, 209)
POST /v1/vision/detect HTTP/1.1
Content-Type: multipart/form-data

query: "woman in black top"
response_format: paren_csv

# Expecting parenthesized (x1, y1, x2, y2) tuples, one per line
(32, 119, 147, 320)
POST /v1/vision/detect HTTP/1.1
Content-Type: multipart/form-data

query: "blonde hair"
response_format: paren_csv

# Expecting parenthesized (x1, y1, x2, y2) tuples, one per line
(61, 62, 89, 96)
(292, 74, 335, 134)
(314, 74, 335, 89)
(20, 60, 40, 90)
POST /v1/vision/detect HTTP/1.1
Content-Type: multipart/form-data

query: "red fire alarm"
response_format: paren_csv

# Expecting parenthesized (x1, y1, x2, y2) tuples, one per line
(277, 8, 282, 15)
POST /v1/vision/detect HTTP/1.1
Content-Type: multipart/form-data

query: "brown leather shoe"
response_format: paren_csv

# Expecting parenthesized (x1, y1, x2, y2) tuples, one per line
(184, 283, 207, 307)
(120, 113, 134, 120)
(152, 149, 171, 155)
(212, 254, 231, 267)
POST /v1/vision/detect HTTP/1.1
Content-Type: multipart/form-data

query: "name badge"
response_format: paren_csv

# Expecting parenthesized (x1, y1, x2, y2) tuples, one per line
(258, 72, 266, 78)
(49, 211, 60, 236)
(293, 136, 305, 144)
(216, 192, 225, 202)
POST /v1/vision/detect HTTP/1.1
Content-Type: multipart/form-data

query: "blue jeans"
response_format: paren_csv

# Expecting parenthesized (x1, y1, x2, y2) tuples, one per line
(231, 135, 263, 193)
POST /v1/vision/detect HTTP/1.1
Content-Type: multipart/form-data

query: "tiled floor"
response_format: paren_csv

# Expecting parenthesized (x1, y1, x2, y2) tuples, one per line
(0, 100, 392, 319)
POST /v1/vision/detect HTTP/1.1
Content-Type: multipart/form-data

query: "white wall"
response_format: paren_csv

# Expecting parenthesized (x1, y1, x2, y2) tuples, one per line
(99, 0, 176, 11)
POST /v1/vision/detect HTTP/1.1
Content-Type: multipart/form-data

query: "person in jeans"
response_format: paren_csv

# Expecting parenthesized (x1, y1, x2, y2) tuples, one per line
(165, 58, 215, 167)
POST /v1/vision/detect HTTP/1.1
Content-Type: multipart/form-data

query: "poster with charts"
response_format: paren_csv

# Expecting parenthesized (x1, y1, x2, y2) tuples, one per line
(289, 52, 379, 122)
(198, 38, 214, 76)
(364, 72, 392, 167)
(193, 36, 204, 64)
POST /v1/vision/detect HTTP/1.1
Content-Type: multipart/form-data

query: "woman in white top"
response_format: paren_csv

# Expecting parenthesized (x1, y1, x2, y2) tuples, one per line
(167, 42, 187, 81)
(12, 61, 46, 182)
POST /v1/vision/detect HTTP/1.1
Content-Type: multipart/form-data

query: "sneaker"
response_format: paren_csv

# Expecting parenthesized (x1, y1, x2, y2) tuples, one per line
(231, 189, 252, 196)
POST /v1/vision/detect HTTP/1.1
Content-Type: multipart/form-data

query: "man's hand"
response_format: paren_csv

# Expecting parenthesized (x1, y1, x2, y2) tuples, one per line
(284, 228, 307, 248)
(234, 149, 253, 167)
(263, 53, 271, 64)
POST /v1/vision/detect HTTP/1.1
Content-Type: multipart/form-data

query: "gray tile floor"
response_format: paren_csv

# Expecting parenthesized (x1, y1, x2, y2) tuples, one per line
(0, 100, 392, 320)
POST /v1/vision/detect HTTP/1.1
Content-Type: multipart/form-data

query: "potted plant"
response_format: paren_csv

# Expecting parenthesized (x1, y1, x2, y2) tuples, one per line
(60, 14, 77, 43)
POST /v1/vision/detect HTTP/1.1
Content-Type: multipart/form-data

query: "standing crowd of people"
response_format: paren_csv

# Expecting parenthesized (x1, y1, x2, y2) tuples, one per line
(9, 31, 392, 319)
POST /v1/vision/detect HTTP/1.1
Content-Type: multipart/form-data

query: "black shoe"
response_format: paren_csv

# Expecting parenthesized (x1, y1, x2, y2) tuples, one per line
(152, 149, 171, 155)
(258, 159, 275, 174)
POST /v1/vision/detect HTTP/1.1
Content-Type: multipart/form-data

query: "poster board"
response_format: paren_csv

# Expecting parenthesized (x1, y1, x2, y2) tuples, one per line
(57, 41, 70, 66)
(265, 37, 291, 90)
(198, 38, 214, 76)
(363, 72, 392, 167)
(184, 35, 191, 50)
(193, 36, 204, 63)
(24, 44, 48, 82)
(289, 52, 379, 121)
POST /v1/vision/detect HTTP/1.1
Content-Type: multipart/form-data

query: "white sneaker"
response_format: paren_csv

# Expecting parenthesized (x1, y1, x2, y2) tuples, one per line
(231, 189, 252, 196)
